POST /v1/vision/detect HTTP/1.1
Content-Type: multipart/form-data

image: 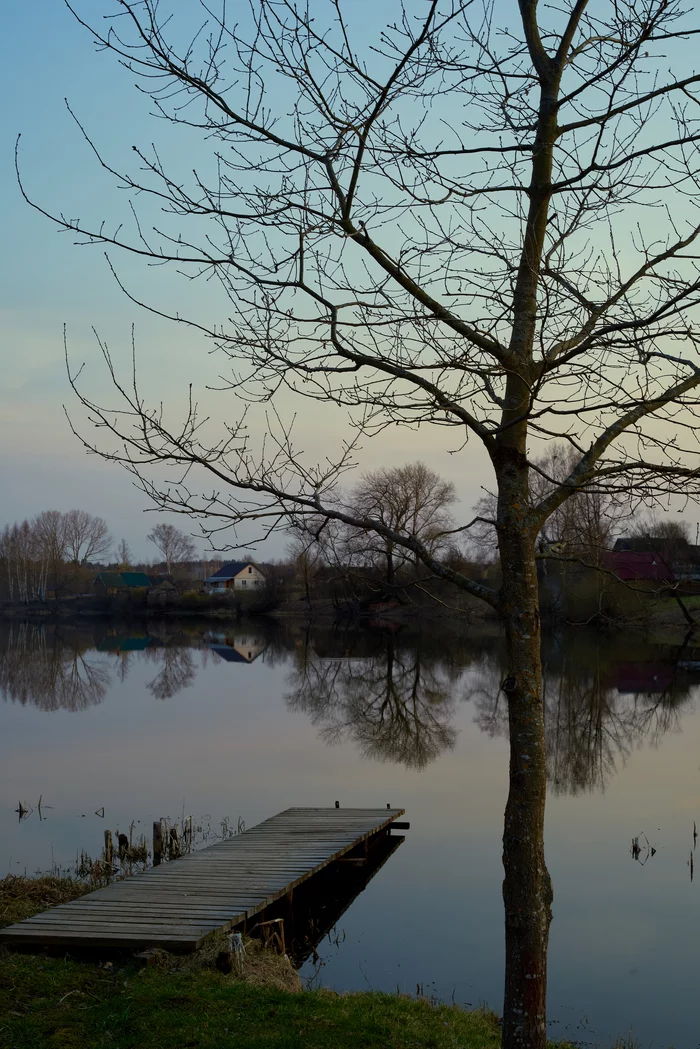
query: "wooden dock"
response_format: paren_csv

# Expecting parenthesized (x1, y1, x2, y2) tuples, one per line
(0, 807, 405, 951)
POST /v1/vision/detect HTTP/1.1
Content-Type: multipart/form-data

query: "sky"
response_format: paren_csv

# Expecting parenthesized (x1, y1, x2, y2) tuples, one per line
(1, 1, 698, 562)
(1, 0, 500, 562)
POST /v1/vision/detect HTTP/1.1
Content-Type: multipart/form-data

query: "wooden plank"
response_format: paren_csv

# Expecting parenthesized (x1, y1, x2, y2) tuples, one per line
(0, 807, 405, 952)
(21, 914, 222, 928)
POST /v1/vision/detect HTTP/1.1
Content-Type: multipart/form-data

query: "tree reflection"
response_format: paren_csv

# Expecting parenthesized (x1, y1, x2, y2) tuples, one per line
(286, 632, 458, 768)
(472, 641, 695, 794)
(145, 646, 196, 700)
(0, 622, 109, 712)
(3, 616, 697, 792)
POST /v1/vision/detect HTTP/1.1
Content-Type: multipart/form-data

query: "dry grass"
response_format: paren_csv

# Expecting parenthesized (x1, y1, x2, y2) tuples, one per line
(144, 932, 302, 992)
(0, 874, 90, 928)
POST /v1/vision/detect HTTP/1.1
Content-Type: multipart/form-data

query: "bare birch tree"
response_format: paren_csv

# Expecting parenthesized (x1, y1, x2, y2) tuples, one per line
(0, 522, 37, 602)
(147, 523, 196, 574)
(32, 510, 68, 595)
(22, 1, 700, 1045)
(115, 538, 133, 568)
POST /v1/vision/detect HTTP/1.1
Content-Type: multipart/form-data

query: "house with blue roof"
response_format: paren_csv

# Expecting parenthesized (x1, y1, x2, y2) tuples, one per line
(203, 561, 265, 593)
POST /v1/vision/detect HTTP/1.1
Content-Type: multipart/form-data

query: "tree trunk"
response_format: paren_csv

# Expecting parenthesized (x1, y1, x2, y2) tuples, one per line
(497, 457, 552, 1049)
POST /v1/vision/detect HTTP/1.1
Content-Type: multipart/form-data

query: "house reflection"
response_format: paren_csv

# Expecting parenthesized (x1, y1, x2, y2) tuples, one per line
(3, 618, 700, 796)
(472, 637, 699, 794)
(208, 631, 267, 664)
(97, 635, 153, 653)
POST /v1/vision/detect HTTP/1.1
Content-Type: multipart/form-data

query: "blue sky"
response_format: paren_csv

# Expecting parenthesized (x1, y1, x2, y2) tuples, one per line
(2, 2, 698, 561)
(1, 1, 500, 561)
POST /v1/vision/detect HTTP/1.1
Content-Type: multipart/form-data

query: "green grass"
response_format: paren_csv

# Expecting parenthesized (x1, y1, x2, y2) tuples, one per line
(0, 875, 568, 1049)
(0, 954, 504, 1049)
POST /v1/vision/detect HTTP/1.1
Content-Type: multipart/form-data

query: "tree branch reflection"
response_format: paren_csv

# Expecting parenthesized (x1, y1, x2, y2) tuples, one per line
(286, 632, 458, 769)
(0, 622, 109, 712)
(145, 646, 196, 701)
(472, 641, 695, 794)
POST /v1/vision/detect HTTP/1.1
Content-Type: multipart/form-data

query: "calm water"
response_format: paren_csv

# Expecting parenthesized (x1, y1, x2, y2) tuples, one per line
(2, 616, 700, 1048)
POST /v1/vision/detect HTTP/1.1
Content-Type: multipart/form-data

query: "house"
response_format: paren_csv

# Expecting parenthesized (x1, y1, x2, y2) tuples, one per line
(204, 561, 266, 592)
(602, 549, 673, 582)
(93, 571, 154, 596)
(146, 577, 179, 608)
(607, 535, 700, 583)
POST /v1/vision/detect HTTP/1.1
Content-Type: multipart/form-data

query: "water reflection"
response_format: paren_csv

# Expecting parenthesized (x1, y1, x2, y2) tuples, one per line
(208, 630, 267, 664)
(145, 647, 197, 701)
(0, 621, 109, 712)
(286, 631, 459, 769)
(1, 618, 699, 794)
(473, 636, 697, 793)
(250, 831, 405, 968)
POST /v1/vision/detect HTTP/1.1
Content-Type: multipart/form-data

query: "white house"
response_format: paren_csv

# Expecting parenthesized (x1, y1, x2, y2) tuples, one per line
(204, 561, 266, 592)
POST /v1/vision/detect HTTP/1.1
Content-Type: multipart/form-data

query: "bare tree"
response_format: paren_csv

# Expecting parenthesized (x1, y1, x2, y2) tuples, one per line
(147, 523, 196, 574)
(286, 526, 327, 610)
(64, 509, 112, 565)
(0, 521, 39, 602)
(32, 510, 68, 594)
(472, 442, 634, 562)
(114, 538, 132, 568)
(26, 2, 700, 1045)
(346, 462, 457, 583)
(630, 515, 692, 545)
(32, 510, 67, 566)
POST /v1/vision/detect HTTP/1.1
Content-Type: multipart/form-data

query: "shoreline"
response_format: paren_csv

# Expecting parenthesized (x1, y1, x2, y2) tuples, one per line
(0, 874, 511, 1049)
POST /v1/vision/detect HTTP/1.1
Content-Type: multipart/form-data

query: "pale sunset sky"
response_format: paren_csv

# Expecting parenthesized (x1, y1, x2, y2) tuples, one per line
(1, 1, 697, 560)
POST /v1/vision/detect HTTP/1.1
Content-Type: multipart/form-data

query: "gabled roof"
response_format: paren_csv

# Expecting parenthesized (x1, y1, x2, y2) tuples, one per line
(94, 571, 153, 589)
(209, 643, 254, 663)
(94, 572, 126, 589)
(613, 536, 687, 554)
(120, 572, 153, 587)
(149, 578, 177, 592)
(205, 561, 261, 582)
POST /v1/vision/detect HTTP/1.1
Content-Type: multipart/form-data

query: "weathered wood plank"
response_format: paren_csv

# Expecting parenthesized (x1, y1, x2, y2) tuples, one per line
(0, 807, 404, 952)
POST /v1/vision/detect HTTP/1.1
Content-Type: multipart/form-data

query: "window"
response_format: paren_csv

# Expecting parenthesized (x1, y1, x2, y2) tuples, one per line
(248, 566, 252, 573)
(241, 579, 247, 587)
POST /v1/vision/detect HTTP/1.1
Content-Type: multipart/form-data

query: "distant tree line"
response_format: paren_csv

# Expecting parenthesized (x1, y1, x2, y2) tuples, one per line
(0, 510, 111, 602)
(283, 450, 696, 619)
(287, 461, 465, 597)
(0, 512, 203, 603)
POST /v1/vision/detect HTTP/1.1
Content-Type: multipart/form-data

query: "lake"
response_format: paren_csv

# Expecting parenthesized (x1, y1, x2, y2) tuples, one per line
(2, 615, 699, 1048)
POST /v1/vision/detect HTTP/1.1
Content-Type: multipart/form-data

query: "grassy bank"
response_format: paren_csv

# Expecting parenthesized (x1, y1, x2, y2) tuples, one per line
(0, 875, 509, 1049)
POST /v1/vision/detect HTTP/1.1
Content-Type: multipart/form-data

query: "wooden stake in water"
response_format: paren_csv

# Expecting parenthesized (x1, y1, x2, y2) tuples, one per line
(104, 829, 113, 868)
(168, 826, 180, 861)
(153, 821, 164, 866)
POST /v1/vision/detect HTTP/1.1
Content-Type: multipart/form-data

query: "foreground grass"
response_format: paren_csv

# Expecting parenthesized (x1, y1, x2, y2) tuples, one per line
(0, 964, 504, 1049)
(0, 875, 550, 1049)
